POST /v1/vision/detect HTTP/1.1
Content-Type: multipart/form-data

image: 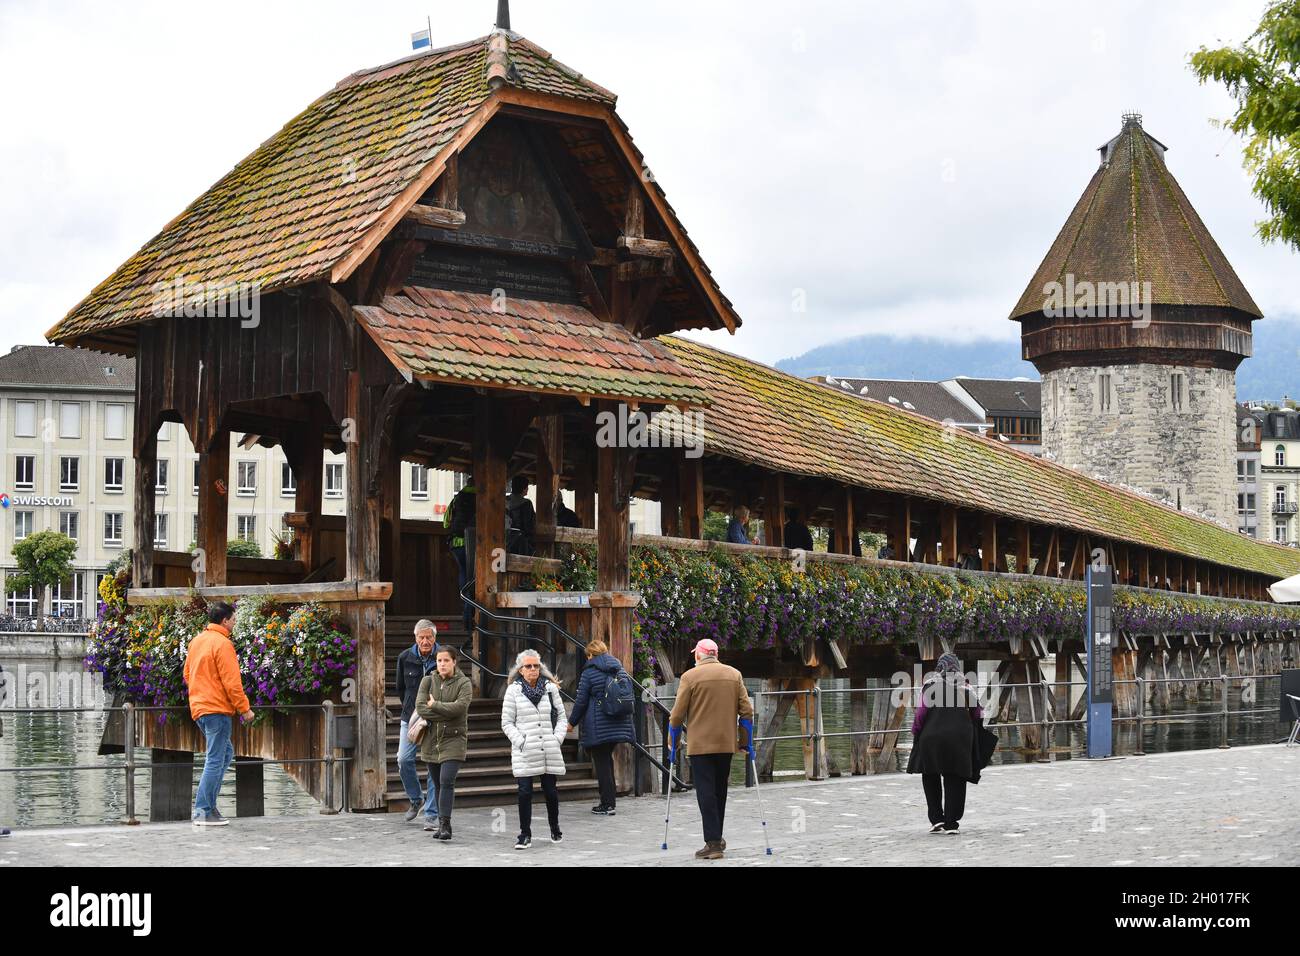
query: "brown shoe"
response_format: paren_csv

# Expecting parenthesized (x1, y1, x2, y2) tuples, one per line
(694, 844, 712, 858)
(700, 841, 724, 860)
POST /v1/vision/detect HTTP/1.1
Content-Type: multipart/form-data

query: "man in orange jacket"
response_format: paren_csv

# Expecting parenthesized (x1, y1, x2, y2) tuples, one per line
(183, 602, 254, 826)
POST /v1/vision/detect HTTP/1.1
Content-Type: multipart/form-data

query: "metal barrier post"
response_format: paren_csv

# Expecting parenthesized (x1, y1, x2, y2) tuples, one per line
(1219, 676, 1230, 749)
(321, 700, 337, 814)
(123, 702, 138, 825)
(1133, 676, 1145, 756)
(812, 684, 825, 780)
(1037, 679, 1050, 762)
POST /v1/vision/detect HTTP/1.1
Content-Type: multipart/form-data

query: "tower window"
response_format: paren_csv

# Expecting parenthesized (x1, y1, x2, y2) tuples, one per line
(1097, 373, 1114, 414)
(1169, 372, 1185, 411)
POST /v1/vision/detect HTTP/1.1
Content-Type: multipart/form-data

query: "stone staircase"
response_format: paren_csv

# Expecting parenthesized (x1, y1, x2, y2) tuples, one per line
(384, 616, 600, 810)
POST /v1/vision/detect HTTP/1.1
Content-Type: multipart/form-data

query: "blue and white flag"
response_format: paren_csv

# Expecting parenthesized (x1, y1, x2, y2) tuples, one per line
(411, 28, 431, 50)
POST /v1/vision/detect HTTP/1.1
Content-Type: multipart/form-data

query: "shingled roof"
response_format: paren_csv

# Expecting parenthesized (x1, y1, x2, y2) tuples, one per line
(1010, 115, 1262, 321)
(657, 335, 1300, 579)
(355, 287, 708, 406)
(0, 345, 135, 391)
(46, 28, 738, 350)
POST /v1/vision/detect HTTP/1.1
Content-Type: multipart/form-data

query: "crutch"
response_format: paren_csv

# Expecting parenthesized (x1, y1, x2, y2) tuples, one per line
(748, 752, 773, 855)
(662, 726, 681, 850)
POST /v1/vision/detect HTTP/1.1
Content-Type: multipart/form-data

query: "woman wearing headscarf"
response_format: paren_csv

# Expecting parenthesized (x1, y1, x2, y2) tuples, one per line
(906, 652, 984, 833)
(501, 648, 569, 849)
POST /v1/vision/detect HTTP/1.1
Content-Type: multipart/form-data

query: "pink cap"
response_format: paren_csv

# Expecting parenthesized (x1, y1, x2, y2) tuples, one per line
(691, 638, 719, 656)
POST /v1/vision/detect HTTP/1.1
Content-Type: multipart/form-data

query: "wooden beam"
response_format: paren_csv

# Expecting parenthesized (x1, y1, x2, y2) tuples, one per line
(981, 514, 998, 572)
(617, 235, 673, 258)
(1017, 521, 1031, 574)
(615, 257, 673, 282)
(833, 485, 855, 555)
(535, 415, 561, 551)
(679, 454, 705, 539)
(404, 203, 467, 230)
(762, 472, 785, 548)
(940, 506, 958, 566)
(890, 497, 911, 562)
(197, 428, 230, 587)
(133, 432, 157, 589)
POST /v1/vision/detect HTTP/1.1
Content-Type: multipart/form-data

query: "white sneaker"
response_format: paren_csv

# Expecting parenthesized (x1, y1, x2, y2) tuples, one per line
(192, 811, 229, 827)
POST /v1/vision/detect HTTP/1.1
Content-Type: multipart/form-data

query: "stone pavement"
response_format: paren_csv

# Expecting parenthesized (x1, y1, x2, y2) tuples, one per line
(3, 744, 1296, 867)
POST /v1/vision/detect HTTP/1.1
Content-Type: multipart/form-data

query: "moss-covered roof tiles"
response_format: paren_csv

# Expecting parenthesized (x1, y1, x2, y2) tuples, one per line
(46, 32, 616, 346)
(357, 287, 708, 406)
(657, 335, 1300, 579)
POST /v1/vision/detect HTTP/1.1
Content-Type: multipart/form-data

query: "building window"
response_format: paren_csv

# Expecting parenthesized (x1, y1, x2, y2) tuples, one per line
(1276, 523, 1289, 544)
(193, 460, 200, 496)
(1051, 379, 1059, 419)
(453, 472, 468, 494)
(59, 456, 79, 492)
(154, 513, 169, 548)
(237, 515, 257, 542)
(59, 511, 79, 542)
(1276, 485, 1287, 510)
(59, 402, 82, 439)
(237, 461, 257, 496)
(52, 574, 84, 618)
(1169, 372, 1185, 412)
(1097, 373, 1113, 414)
(1276, 445, 1287, 467)
(1248, 459, 1257, 479)
(155, 460, 169, 495)
(281, 462, 297, 498)
(103, 512, 124, 547)
(192, 514, 199, 548)
(13, 511, 34, 540)
(103, 403, 126, 441)
(14, 401, 36, 438)
(7, 583, 36, 616)
(411, 464, 429, 500)
(104, 457, 124, 493)
(325, 463, 345, 498)
(1246, 492, 1256, 513)
(15, 455, 35, 491)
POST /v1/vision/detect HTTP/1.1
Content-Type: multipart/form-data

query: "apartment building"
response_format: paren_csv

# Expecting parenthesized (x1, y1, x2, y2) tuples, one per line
(1257, 406, 1300, 547)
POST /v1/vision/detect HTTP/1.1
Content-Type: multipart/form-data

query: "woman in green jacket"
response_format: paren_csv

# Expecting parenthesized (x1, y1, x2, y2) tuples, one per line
(415, 647, 472, 841)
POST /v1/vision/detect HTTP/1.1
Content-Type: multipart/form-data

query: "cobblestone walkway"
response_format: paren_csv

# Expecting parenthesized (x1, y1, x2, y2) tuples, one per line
(4, 744, 1295, 867)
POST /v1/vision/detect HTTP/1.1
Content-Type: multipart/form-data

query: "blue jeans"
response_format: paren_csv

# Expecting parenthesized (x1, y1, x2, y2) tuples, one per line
(194, 713, 235, 818)
(397, 719, 438, 820)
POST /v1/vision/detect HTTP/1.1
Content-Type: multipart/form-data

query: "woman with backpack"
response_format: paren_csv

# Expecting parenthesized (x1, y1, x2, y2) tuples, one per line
(565, 639, 636, 815)
(501, 648, 569, 849)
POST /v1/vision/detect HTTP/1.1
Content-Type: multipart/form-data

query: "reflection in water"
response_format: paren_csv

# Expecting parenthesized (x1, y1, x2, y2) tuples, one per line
(0, 658, 319, 829)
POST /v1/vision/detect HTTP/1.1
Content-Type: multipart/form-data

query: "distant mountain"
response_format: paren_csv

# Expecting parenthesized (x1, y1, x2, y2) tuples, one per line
(776, 315, 1300, 401)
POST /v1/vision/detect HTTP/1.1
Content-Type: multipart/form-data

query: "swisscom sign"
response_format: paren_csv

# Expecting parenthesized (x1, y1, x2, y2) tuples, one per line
(0, 494, 76, 509)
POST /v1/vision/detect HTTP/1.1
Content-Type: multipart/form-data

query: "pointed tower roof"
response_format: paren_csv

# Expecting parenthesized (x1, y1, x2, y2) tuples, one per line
(1010, 114, 1261, 321)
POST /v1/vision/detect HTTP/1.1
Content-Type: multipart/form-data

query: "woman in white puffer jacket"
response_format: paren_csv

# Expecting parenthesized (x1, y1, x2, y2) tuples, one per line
(501, 649, 569, 849)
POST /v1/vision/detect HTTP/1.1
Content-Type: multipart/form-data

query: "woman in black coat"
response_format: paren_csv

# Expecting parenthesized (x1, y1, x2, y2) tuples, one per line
(565, 639, 635, 815)
(907, 653, 985, 834)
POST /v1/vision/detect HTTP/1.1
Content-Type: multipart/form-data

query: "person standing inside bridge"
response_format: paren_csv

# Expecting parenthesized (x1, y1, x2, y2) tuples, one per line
(444, 477, 477, 632)
(565, 638, 636, 816)
(416, 645, 471, 841)
(907, 653, 984, 834)
(502, 649, 569, 849)
(396, 620, 440, 825)
(726, 505, 753, 545)
(184, 602, 254, 827)
(667, 638, 755, 860)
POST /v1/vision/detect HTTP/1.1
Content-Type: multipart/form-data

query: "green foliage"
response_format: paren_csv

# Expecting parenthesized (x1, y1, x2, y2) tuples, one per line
(1191, 0, 1300, 250)
(701, 511, 729, 542)
(9, 529, 78, 594)
(227, 538, 263, 559)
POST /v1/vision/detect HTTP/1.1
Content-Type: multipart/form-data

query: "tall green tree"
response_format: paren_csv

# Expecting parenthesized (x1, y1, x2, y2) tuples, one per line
(8, 530, 78, 631)
(1191, 0, 1300, 250)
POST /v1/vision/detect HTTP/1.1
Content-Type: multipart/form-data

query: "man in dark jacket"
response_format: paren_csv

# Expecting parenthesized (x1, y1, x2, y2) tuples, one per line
(444, 480, 476, 630)
(555, 494, 580, 528)
(506, 475, 536, 555)
(565, 639, 635, 815)
(667, 639, 755, 860)
(395, 621, 439, 824)
(783, 507, 815, 553)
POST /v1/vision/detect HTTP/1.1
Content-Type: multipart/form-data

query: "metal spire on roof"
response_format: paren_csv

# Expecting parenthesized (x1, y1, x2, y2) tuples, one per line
(496, 0, 511, 31)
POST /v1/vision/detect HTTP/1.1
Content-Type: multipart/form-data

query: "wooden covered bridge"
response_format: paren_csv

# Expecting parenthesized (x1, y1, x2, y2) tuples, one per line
(51, 13, 1300, 814)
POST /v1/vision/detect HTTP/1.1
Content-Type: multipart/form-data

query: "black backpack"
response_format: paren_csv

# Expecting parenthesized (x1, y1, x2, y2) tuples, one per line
(596, 668, 636, 718)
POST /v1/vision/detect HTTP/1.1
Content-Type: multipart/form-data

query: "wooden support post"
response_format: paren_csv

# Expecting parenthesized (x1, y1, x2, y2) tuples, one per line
(658, 456, 681, 538)
(535, 415, 562, 550)
(1112, 647, 1139, 718)
(834, 485, 855, 554)
(289, 415, 325, 573)
(472, 395, 511, 667)
(197, 428, 230, 587)
(791, 677, 828, 781)
(378, 442, 403, 595)
(939, 505, 958, 567)
(595, 402, 634, 792)
(574, 447, 595, 529)
(235, 756, 265, 817)
(866, 675, 907, 772)
(679, 454, 704, 540)
(1017, 522, 1031, 575)
(755, 678, 795, 781)
(763, 472, 786, 548)
(133, 432, 157, 589)
(850, 674, 871, 774)
(981, 514, 998, 571)
(150, 748, 195, 822)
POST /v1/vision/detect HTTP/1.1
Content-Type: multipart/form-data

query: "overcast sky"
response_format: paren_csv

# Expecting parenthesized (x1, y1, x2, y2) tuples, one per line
(1, 0, 1293, 365)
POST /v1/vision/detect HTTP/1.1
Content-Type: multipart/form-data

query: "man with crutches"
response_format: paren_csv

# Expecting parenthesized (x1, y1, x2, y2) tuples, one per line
(667, 639, 755, 860)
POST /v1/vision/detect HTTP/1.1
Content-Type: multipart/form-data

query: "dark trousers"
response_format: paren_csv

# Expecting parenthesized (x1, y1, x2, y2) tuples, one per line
(426, 760, 462, 822)
(921, 772, 967, 827)
(517, 774, 559, 837)
(588, 742, 618, 808)
(689, 753, 732, 844)
(451, 545, 473, 629)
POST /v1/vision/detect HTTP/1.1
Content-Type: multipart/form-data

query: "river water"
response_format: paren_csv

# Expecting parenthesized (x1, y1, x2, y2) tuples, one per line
(1, 659, 1290, 827)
